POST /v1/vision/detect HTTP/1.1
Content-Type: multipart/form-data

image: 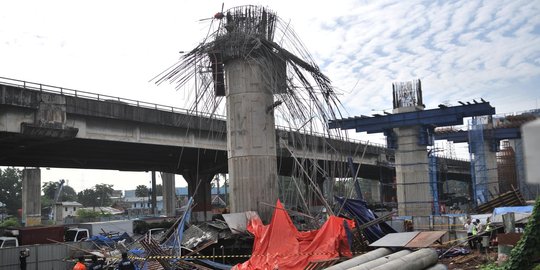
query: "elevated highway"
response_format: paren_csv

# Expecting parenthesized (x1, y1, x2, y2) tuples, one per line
(0, 77, 472, 220)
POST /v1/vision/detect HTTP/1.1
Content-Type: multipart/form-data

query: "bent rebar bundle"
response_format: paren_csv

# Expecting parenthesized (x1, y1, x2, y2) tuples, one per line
(154, 5, 343, 132)
(154, 5, 362, 220)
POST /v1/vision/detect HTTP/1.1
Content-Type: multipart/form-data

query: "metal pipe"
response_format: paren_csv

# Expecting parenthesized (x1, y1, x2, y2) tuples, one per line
(325, 248, 392, 270)
(349, 249, 412, 270)
(371, 249, 438, 270)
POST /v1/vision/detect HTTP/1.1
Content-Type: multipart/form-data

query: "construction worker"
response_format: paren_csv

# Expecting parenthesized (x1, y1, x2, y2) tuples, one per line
(475, 219, 484, 248)
(19, 248, 29, 270)
(471, 220, 479, 250)
(117, 252, 135, 270)
(464, 218, 476, 249)
(475, 219, 483, 233)
(485, 217, 492, 232)
(88, 255, 104, 270)
(73, 256, 87, 270)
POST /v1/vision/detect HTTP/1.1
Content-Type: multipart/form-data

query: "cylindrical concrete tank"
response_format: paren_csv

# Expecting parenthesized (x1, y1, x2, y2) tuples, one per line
(324, 248, 392, 270)
(425, 264, 448, 270)
(371, 248, 438, 270)
(349, 249, 412, 270)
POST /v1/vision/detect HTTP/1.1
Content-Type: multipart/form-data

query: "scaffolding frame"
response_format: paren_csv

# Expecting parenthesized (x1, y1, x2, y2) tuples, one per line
(468, 116, 488, 205)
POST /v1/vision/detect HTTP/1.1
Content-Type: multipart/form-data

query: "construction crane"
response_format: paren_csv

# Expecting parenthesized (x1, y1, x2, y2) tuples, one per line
(49, 179, 65, 223)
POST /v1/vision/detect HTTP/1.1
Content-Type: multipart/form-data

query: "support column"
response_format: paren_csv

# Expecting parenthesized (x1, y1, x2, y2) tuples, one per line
(22, 168, 41, 226)
(226, 58, 279, 221)
(151, 171, 157, 215)
(394, 107, 432, 216)
(184, 172, 213, 222)
(161, 173, 176, 217)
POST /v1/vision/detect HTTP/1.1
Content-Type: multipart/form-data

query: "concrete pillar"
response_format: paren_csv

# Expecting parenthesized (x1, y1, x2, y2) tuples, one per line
(22, 168, 41, 226)
(161, 173, 176, 217)
(184, 172, 213, 222)
(393, 106, 432, 216)
(225, 58, 279, 221)
(151, 171, 157, 215)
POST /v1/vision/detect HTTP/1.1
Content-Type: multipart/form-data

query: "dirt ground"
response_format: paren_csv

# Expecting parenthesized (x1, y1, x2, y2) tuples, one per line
(440, 250, 499, 270)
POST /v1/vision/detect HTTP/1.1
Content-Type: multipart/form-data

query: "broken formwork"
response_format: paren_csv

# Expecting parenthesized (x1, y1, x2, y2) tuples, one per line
(119, 199, 356, 270)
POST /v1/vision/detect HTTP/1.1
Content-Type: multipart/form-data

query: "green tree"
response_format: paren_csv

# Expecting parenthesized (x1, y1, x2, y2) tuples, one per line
(0, 168, 22, 215)
(94, 184, 114, 207)
(61, 186, 77, 201)
(135, 185, 149, 197)
(0, 217, 20, 228)
(78, 189, 97, 208)
(42, 181, 77, 202)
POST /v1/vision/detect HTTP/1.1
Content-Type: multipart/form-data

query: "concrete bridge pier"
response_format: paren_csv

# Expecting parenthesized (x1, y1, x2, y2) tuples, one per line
(226, 58, 279, 222)
(161, 172, 176, 217)
(22, 168, 41, 226)
(183, 172, 213, 222)
(393, 106, 432, 216)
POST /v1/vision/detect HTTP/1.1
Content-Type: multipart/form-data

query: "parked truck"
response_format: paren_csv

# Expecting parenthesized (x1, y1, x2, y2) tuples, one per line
(3, 226, 65, 245)
(74, 220, 133, 237)
(64, 228, 90, 242)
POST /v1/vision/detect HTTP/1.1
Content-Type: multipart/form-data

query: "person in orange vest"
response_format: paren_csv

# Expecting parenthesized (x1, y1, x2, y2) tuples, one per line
(73, 256, 87, 270)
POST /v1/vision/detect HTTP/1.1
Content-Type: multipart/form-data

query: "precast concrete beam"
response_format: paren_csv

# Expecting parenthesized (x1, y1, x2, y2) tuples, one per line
(22, 168, 41, 226)
(425, 264, 448, 270)
(324, 248, 392, 270)
(350, 249, 412, 270)
(371, 248, 438, 270)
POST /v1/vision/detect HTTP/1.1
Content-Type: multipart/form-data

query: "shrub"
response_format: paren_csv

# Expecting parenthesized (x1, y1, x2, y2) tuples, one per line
(0, 217, 19, 228)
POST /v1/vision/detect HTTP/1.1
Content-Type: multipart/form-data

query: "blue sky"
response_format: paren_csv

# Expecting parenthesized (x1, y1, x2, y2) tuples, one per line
(0, 0, 539, 191)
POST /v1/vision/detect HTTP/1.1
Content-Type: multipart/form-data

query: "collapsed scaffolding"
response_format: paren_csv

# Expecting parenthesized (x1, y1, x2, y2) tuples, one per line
(152, 4, 377, 220)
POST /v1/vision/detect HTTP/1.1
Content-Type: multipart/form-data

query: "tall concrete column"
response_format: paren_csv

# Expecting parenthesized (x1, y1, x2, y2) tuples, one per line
(161, 173, 176, 217)
(22, 168, 41, 226)
(393, 106, 432, 216)
(226, 58, 279, 221)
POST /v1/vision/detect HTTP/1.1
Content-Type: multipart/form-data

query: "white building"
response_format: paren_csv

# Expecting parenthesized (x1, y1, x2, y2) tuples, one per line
(124, 196, 164, 216)
(55, 201, 83, 222)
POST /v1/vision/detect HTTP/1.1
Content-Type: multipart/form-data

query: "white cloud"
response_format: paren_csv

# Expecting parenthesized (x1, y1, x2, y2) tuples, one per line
(0, 0, 539, 190)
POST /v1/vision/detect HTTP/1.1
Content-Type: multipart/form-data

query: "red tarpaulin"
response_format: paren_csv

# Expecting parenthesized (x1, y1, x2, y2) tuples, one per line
(234, 200, 355, 270)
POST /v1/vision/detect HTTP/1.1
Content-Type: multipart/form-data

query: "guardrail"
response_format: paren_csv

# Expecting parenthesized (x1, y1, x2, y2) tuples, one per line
(0, 76, 224, 119)
(0, 76, 387, 149)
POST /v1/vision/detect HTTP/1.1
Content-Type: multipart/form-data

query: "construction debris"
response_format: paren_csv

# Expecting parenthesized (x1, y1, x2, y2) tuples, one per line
(475, 187, 525, 213)
(233, 200, 354, 270)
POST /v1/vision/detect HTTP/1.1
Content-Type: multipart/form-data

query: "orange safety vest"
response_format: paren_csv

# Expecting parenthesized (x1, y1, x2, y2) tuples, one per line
(73, 262, 87, 270)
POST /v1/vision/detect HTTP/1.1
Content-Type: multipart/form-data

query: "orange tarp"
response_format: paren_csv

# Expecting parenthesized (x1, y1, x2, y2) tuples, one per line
(234, 200, 354, 270)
